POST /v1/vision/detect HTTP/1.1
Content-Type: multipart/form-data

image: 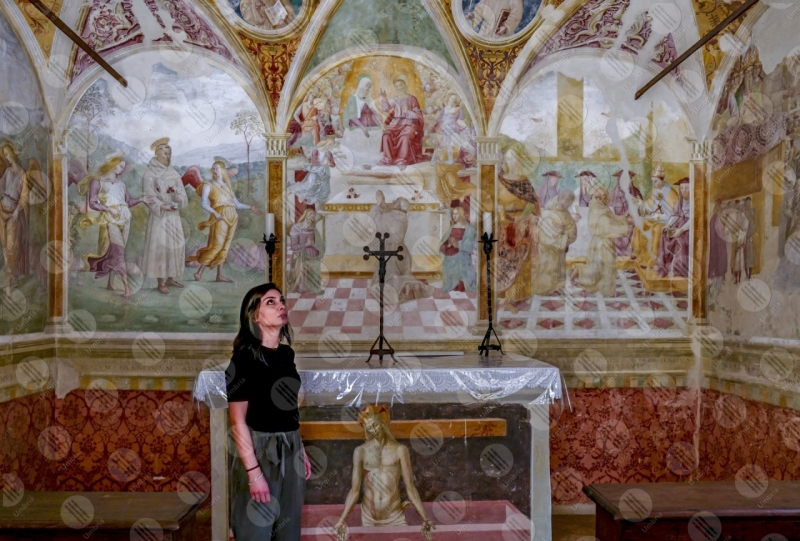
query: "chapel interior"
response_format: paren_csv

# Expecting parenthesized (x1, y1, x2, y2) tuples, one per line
(0, 0, 799, 540)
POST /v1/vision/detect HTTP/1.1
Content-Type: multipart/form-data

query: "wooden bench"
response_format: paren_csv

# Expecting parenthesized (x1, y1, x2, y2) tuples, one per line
(584, 481, 800, 541)
(0, 492, 207, 541)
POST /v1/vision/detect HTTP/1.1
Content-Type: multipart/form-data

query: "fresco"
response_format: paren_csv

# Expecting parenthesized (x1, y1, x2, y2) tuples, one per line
(707, 42, 800, 341)
(305, 0, 456, 76)
(285, 56, 480, 341)
(0, 14, 49, 335)
(66, 53, 267, 333)
(458, 0, 542, 43)
(225, 0, 305, 32)
(496, 68, 692, 336)
(72, 0, 236, 82)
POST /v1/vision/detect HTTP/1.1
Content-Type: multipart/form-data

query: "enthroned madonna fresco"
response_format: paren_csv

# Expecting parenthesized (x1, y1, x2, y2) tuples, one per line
(497, 70, 692, 336)
(285, 56, 480, 341)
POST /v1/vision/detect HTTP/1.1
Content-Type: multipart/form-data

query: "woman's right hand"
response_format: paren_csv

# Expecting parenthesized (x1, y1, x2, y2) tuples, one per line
(249, 471, 270, 504)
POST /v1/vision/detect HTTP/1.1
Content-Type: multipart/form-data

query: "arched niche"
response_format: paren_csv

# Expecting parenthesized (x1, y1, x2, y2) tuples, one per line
(491, 52, 697, 338)
(279, 48, 485, 343)
(62, 49, 271, 334)
(0, 11, 51, 335)
(703, 3, 800, 343)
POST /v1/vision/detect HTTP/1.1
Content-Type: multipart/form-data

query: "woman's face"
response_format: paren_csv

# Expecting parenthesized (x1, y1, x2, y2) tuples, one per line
(255, 289, 287, 329)
(2, 148, 13, 163)
(114, 161, 126, 176)
(447, 95, 458, 107)
(212, 163, 222, 180)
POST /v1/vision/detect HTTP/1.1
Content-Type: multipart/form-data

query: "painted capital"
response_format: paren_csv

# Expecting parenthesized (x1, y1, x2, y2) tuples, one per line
(265, 134, 290, 159)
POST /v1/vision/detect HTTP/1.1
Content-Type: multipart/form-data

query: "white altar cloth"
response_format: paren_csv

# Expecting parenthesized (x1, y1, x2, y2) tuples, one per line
(193, 352, 563, 541)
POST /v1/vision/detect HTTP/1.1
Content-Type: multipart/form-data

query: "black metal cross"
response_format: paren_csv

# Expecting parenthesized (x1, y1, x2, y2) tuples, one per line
(363, 232, 403, 366)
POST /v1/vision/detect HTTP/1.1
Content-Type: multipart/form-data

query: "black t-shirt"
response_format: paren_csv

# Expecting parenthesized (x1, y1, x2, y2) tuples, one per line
(225, 344, 301, 433)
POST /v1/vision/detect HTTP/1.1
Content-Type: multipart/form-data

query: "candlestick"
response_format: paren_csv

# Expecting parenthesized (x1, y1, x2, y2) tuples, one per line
(482, 211, 492, 236)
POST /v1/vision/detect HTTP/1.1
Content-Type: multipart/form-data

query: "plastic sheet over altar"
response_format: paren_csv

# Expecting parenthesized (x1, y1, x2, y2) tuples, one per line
(193, 352, 565, 409)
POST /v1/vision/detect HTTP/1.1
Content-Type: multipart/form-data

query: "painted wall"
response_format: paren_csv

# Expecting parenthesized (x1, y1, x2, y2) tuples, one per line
(66, 52, 267, 333)
(286, 54, 480, 342)
(305, 0, 457, 74)
(496, 58, 692, 338)
(706, 20, 800, 343)
(0, 14, 49, 335)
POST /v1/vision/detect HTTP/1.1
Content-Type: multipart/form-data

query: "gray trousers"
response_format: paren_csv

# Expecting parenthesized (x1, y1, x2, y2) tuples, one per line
(230, 429, 305, 541)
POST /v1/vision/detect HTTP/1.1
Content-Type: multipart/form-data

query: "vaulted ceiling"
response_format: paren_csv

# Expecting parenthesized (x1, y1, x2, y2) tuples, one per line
(0, 0, 775, 136)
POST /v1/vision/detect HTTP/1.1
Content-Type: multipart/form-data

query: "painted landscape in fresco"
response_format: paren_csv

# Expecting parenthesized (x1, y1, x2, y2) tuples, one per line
(0, 15, 49, 335)
(708, 43, 800, 340)
(66, 56, 267, 333)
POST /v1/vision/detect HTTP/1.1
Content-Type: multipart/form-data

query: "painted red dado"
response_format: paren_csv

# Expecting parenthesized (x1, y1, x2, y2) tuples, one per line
(697, 390, 800, 483)
(2, 388, 799, 510)
(0, 391, 55, 491)
(0, 390, 210, 495)
(550, 388, 800, 505)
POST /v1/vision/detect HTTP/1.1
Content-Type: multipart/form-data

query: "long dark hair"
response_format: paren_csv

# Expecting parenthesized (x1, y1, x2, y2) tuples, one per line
(233, 283, 292, 360)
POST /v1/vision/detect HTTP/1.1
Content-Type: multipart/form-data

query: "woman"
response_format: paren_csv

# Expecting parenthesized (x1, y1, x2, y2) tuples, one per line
(226, 283, 312, 541)
(439, 206, 476, 293)
(287, 209, 325, 295)
(79, 153, 145, 300)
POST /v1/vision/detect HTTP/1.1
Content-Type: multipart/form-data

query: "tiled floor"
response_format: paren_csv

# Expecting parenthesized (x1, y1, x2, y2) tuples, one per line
(287, 270, 688, 340)
(497, 269, 688, 338)
(287, 278, 479, 340)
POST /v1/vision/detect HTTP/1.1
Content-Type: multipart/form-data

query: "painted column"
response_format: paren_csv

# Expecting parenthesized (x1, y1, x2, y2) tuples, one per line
(690, 139, 710, 323)
(45, 132, 70, 334)
(266, 134, 289, 290)
(476, 136, 500, 322)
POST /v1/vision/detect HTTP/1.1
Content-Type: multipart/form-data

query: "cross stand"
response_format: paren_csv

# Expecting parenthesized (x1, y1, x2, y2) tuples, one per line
(478, 231, 503, 356)
(363, 232, 403, 366)
(261, 233, 279, 283)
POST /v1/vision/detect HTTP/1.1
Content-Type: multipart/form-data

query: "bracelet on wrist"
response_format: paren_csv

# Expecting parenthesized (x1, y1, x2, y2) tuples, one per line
(246, 465, 260, 472)
(248, 472, 264, 486)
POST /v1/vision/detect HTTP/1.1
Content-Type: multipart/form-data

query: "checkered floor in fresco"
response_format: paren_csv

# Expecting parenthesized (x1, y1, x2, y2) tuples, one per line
(286, 270, 688, 340)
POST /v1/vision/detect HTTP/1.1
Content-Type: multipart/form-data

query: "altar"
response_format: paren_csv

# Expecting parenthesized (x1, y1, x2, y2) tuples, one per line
(193, 352, 564, 541)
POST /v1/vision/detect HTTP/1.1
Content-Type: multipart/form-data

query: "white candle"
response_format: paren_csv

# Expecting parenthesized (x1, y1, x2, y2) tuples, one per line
(266, 213, 275, 238)
(482, 211, 492, 236)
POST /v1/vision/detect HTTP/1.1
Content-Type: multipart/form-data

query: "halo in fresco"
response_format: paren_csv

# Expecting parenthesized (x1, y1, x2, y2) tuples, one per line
(454, 0, 543, 47)
(220, 0, 310, 39)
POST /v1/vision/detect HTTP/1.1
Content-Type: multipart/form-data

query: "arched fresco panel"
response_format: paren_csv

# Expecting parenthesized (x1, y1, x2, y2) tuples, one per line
(65, 52, 267, 333)
(706, 10, 800, 341)
(284, 54, 481, 343)
(497, 61, 693, 337)
(0, 14, 49, 335)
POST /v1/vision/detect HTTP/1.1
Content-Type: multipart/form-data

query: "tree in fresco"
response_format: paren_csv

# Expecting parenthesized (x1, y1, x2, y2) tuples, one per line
(72, 85, 115, 169)
(230, 110, 264, 196)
